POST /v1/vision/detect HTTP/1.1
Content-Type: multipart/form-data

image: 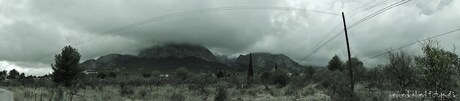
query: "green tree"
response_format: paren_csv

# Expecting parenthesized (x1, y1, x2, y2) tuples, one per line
(51, 45, 82, 87)
(303, 66, 316, 78)
(19, 73, 26, 79)
(175, 67, 190, 80)
(271, 68, 289, 87)
(344, 57, 367, 82)
(327, 55, 343, 71)
(0, 70, 7, 80)
(7, 69, 19, 79)
(384, 50, 416, 91)
(367, 65, 386, 88)
(415, 41, 459, 100)
(97, 72, 106, 79)
(108, 72, 117, 78)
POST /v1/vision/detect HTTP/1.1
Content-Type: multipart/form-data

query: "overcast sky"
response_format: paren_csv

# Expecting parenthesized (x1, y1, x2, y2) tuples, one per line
(1, 0, 459, 75)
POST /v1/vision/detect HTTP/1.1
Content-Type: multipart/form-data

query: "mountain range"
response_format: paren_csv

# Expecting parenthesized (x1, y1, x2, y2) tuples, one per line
(80, 43, 306, 72)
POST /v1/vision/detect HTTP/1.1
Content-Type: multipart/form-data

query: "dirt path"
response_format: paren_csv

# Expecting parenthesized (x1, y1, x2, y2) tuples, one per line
(0, 88, 14, 101)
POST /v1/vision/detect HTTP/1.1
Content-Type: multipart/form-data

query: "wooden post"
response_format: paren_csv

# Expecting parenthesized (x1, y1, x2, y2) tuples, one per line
(342, 12, 355, 98)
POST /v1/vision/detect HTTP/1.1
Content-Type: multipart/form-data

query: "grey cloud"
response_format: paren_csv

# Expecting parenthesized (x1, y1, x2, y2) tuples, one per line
(0, 0, 460, 74)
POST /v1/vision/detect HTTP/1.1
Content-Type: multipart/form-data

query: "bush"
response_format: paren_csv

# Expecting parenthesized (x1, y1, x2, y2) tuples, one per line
(291, 66, 316, 87)
(97, 72, 106, 79)
(327, 55, 344, 71)
(188, 73, 217, 92)
(142, 73, 151, 78)
(214, 87, 228, 101)
(119, 82, 134, 97)
(415, 40, 459, 100)
(109, 72, 117, 78)
(317, 70, 357, 100)
(216, 70, 225, 78)
(138, 89, 149, 98)
(170, 92, 186, 101)
(366, 65, 386, 89)
(343, 57, 367, 82)
(175, 67, 190, 81)
(271, 69, 290, 87)
(384, 50, 416, 91)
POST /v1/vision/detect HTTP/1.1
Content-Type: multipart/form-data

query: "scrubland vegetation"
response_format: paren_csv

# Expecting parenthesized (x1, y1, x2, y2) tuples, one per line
(1, 40, 459, 101)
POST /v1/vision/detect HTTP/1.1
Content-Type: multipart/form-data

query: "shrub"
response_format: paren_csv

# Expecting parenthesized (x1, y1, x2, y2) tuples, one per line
(271, 69, 290, 87)
(142, 73, 151, 78)
(109, 72, 117, 78)
(214, 87, 228, 101)
(343, 57, 367, 82)
(188, 73, 217, 92)
(170, 92, 186, 101)
(175, 67, 190, 81)
(216, 70, 225, 78)
(366, 65, 386, 89)
(415, 40, 459, 100)
(151, 70, 160, 77)
(138, 89, 149, 98)
(119, 82, 134, 97)
(303, 66, 316, 78)
(327, 55, 344, 71)
(384, 49, 416, 91)
(318, 70, 357, 100)
(97, 72, 106, 79)
(260, 72, 272, 88)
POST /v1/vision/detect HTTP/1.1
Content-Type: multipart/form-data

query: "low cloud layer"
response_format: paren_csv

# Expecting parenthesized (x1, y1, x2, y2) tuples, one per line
(1, 0, 459, 75)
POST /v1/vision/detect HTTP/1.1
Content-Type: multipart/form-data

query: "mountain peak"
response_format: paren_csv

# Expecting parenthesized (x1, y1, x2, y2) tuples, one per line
(138, 43, 217, 61)
(236, 52, 303, 71)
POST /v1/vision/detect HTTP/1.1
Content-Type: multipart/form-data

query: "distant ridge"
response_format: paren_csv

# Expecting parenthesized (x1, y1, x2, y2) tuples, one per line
(80, 43, 305, 72)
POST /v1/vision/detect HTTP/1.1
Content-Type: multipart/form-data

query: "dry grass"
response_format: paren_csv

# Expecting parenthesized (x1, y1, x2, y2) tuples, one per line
(5, 83, 332, 101)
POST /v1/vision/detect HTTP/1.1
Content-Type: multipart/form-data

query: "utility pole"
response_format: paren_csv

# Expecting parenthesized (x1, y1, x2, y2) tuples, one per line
(341, 12, 354, 98)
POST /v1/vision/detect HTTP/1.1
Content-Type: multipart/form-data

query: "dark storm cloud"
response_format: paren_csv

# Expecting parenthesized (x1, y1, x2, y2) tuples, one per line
(1, 0, 460, 75)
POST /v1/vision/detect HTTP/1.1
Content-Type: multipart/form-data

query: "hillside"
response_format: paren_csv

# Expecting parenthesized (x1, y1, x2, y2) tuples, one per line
(80, 44, 305, 72)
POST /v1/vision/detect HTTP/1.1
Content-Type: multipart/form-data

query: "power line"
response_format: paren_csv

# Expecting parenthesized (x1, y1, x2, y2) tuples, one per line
(74, 6, 339, 47)
(347, 0, 379, 17)
(362, 28, 460, 62)
(314, 0, 394, 48)
(348, 0, 412, 29)
(300, 0, 390, 62)
(309, 23, 343, 53)
(32, 6, 338, 63)
(347, 0, 393, 18)
(297, 0, 411, 63)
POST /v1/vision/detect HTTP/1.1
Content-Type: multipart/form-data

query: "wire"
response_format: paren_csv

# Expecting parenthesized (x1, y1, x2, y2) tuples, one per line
(296, 0, 412, 64)
(348, 0, 411, 29)
(362, 28, 460, 62)
(347, 0, 393, 18)
(32, 6, 338, 63)
(75, 6, 339, 47)
(347, 0, 379, 17)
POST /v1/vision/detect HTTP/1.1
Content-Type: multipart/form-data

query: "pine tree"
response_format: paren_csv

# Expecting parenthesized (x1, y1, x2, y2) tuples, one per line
(51, 45, 82, 87)
(247, 53, 254, 83)
(327, 55, 343, 71)
(19, 73, 25, 79)
(0, 70, 7, 80)
(7, 69, 19, 79)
